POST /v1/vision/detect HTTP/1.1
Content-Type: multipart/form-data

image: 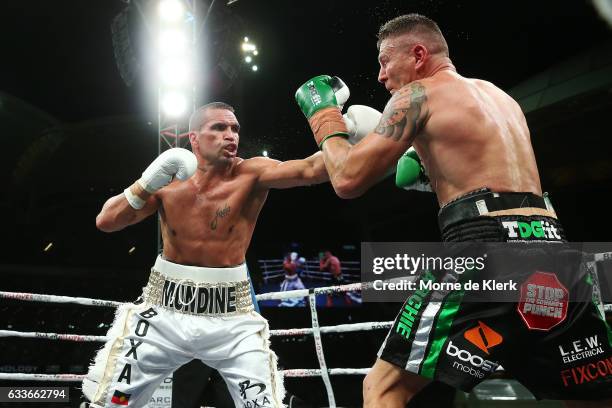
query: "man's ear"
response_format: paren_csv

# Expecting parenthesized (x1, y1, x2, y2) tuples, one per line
(413, 44, 429, 70)
(189, 131, 198, 149)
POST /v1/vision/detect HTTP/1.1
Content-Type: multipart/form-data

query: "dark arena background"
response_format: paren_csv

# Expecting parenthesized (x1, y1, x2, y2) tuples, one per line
(1, 0, 611, 407)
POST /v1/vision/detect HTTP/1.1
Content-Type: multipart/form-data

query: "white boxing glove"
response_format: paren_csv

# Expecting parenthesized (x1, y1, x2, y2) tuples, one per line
(343, 105, 382, 145)
(137, 147, 198, 193)
(124, 148, 197, 209)
(330, 76, 350, 111)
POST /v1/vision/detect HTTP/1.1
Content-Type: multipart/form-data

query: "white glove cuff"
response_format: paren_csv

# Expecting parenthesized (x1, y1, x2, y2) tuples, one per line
(336, 87, 349, 111)
(331, 76, 350, 111)
(343, 114, 357, 139)
(136, 178, 155, 194)
(124, 187, 146, 210)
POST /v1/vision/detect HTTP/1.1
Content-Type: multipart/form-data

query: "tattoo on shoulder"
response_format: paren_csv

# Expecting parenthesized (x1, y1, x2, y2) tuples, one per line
(374, 82, 427, 142)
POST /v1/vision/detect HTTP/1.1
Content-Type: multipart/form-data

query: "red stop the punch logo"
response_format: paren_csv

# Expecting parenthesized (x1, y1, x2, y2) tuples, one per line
(518, 271, 568, 331)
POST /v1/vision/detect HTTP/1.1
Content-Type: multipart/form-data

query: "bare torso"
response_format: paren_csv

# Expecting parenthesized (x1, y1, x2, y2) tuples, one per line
(413, 71, 541, 206)
(156, 158, 268, 267)
(321, 256, 342, 276)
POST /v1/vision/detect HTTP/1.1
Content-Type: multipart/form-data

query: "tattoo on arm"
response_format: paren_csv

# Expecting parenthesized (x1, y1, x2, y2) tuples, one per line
(210, 203, 230, 230)
(374, 82, 427, 143)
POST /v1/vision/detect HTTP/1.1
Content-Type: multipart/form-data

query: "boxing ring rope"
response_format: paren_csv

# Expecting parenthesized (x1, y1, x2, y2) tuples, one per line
(0, 330, 106, 342)
(0, 291, 122, 307)
(0, 374, 85, 382)
(256, 282, 364, 301)
(0, 283, 382, 408)
(0, 321, 394, 341)
(1, 252, 611, 407)
(0, 283, 378, 408)
(0, 369, 372, 382)
(0, 282, 364, 306)
(259, 259, 361, 283)
(269, 321, 393, 337)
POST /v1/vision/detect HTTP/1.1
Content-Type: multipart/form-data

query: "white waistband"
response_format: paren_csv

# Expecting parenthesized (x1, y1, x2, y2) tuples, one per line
(153, 256, 248, 283)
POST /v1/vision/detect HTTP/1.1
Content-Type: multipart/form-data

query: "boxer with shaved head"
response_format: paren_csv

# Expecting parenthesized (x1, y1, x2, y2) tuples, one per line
(84, 102, 331, 408)
(295, 13, 612, 407)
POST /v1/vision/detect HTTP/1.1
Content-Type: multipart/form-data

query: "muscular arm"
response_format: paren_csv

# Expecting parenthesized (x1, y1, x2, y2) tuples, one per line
(256, 151, 329, 189)
(321, 82, 429, 198)
(95, 183, 160, 232)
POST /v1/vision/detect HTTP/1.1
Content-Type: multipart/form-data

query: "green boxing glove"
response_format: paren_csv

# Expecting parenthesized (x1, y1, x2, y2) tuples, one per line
(396, 148, 432, 192)
(295, 75, 348, 118)
(295, 75, 350, 148)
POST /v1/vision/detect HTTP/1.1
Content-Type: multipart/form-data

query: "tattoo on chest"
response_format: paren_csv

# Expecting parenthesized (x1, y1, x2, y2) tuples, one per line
(210, 203, 230, 230)
(375, 82, 427, 143)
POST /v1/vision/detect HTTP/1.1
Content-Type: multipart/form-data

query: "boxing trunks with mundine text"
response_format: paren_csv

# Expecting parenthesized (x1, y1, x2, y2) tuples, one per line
(83, 256, 284, 407)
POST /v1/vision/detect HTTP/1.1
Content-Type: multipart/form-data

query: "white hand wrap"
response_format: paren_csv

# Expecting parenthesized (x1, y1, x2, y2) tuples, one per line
(343, 105, 382, 145)
(124, 187, 146, 210)
(137, 148, 198, 194)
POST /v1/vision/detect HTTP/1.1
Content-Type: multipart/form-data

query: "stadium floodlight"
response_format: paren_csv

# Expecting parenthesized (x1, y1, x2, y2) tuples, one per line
(160, 60, 189, 86)
(253, 50, 258, 56)
(159, 29, 188, 56)
(262, 150, 268, 157)
(252, 65, 258, 72)
(241, 42, 256, 52)
(155, 0, 195, 252)
(159, 0, 184, 22)
(161, 91, 188, 117)
(245, 56, 252, 63)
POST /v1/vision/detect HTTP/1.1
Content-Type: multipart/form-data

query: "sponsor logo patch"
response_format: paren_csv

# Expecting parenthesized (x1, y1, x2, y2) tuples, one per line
(518, 271, 568, 331)
(502, 219, 562, 241)
(446, 340, 499, 379)
(307, 81, 322, 106)
(464, 321, 503, 355)
(560, 356, 612, 387)
(558, 335, 605, 364)
(238, 380, 270, 408)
